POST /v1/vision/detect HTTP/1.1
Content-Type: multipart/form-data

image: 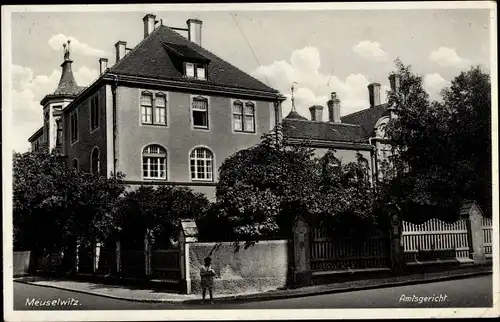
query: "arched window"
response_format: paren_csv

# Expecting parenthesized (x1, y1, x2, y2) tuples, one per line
(190, 147, 214, 181)
(72, 158, 79, 170)
(142, 144, 167, 179)
(91, 147, 100, 175)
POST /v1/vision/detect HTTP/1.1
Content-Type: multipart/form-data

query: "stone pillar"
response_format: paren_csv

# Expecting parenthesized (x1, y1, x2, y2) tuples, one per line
(115, 240, 121, 275)
(93, 241, 101, 274)
(144, 231, 151, 277)
(293, 215, 312, 287)
(389, 213, 404, 273)
(467, 205, 486, 264)
(74, 242, 80, 274)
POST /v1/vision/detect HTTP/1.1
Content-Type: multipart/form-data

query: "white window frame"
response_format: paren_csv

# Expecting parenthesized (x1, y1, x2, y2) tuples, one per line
(185, 62, 207, 80)
(191, 95, 210, 130)
(70, 109, 78, 145)
(140, 90, 168, 126)
(90, 95, 99, 132)
(142, 144, 167, 180)
(232, 99, 257, 134)
(90, 146, 100, 175)
(189, 146, 214, 182)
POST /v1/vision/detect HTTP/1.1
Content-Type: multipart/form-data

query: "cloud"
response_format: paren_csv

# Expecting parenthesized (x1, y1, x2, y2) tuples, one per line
(251, 46, 389, 120)
(423, 73, 450, 101)
(10, 64, 99, 153)
(352, 41, 389, 61)
(429, 47, 470, 68)
(48, 33, 109, 57)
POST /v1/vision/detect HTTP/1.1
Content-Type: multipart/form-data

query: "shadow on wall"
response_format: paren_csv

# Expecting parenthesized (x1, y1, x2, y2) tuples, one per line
(188, 240, 290, 295)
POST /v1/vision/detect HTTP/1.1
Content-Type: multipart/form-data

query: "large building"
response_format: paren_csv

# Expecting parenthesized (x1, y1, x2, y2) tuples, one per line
(28, 13, 398, 199)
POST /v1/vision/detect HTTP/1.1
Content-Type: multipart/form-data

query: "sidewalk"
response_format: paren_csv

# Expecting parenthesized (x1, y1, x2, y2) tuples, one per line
(15, 265, 492, 304)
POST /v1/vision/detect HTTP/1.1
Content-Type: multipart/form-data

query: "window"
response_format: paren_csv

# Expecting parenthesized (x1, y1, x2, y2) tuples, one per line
(185, 62, 207, 80)
(56, 119, 62, 146)
(192, 96, 209, 129)
(142, 144, 167, 179)
(190, 147, 214, 181)
(70, 110, 78, 143)
(90, 96, 99, 131)
(141, 92, 153, 124)
(185, 62, 195, 78)
(154, 93, 167, 125)
(141, 91, 167, 125)
(233, 101, 255, 133)
(91, 147, 100, 175)
(72, 158, 79, 170)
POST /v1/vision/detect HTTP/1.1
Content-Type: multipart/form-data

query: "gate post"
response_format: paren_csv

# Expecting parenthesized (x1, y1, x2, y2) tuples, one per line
(178, 220, 198, 294)
(144, 230, 152, 277)
(292, 214, 312, 287)
(460, 200, 486, 264)
(92, 240, 101, 275)
(385, 203, 404, 273)
(115, 239, 121, 276)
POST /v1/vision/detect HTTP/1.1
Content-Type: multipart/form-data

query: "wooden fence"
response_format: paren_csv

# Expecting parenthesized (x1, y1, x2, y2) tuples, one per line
(402, 218, 470, 262)
(482, 216, 493, 259)
(120, 250, 145, 277)
(151, 249, 181, 283)
(310, 225, 391, 271)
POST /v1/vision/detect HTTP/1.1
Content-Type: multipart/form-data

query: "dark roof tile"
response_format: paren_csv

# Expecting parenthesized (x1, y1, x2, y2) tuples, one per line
(340, 103, 388, 138)
(108, 26, 278, 94)
(282, 118, 365, 143)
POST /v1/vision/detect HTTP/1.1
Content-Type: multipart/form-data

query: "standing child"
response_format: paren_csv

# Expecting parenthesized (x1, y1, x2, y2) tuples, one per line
(200, 256, 216, 304)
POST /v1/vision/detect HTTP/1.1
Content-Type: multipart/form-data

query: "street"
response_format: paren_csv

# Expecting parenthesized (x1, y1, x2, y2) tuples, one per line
(13, 274, 492, 310)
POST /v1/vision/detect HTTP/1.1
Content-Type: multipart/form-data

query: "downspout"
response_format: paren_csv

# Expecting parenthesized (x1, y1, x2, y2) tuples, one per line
(111, 75, 118, 178)
(369, 137, 378, 193)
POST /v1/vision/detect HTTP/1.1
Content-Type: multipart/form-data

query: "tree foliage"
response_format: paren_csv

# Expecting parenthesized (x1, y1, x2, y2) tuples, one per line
(382, 59, 491, 222)
(13, 150, 126, 253)
(209, 126, 377, 241)
(116, 185, 210, 248)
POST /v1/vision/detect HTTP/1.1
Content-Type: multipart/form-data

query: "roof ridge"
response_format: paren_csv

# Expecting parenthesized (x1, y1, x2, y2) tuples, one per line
(166, 26, 278, 93)
(341, 103, 387, 119)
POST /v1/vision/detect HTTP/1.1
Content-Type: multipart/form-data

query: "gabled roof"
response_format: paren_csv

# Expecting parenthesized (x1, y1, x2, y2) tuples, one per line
(108, 25, 279, 94)
(340, 103, 388, 138)
(282, 118, 366, 143)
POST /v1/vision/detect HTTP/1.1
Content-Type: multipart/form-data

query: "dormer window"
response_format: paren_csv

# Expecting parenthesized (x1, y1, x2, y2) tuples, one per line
(185, 62, 207, 80)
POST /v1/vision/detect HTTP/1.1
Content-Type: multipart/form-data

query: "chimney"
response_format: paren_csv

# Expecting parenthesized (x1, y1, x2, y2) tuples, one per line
(327, 92, 341, 123)
(99, 58, 108, 75)
(367, 83, 381, 108)
(143, 14, 157, 39)
(388, 73, 401, 93)
(114, 41, 127, 63)
(309, 105, 323, 122)
(187, 19, 203, 46)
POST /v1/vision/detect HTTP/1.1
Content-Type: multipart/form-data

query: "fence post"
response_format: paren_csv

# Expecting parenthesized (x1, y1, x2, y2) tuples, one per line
(292, 215, 312, 287)
(144, 231, 151, 277)
(74, 242, 80, 275)
(463, 201, 486, 264)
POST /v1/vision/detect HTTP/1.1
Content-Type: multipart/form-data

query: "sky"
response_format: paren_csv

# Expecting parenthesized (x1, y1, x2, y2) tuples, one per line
(6, 4, 493, 153)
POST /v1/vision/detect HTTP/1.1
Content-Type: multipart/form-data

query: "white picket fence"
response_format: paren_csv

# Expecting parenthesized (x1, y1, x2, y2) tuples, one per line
(482, 216, 493, 259)
(402, 218, 471, 263)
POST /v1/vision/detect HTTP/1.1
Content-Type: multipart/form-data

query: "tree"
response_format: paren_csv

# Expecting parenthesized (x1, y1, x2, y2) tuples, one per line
(212, 126, 378, 241)
(13, 150, 127, 264)
(382, 60, 491, 222)
(116, 185, 210, 248)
